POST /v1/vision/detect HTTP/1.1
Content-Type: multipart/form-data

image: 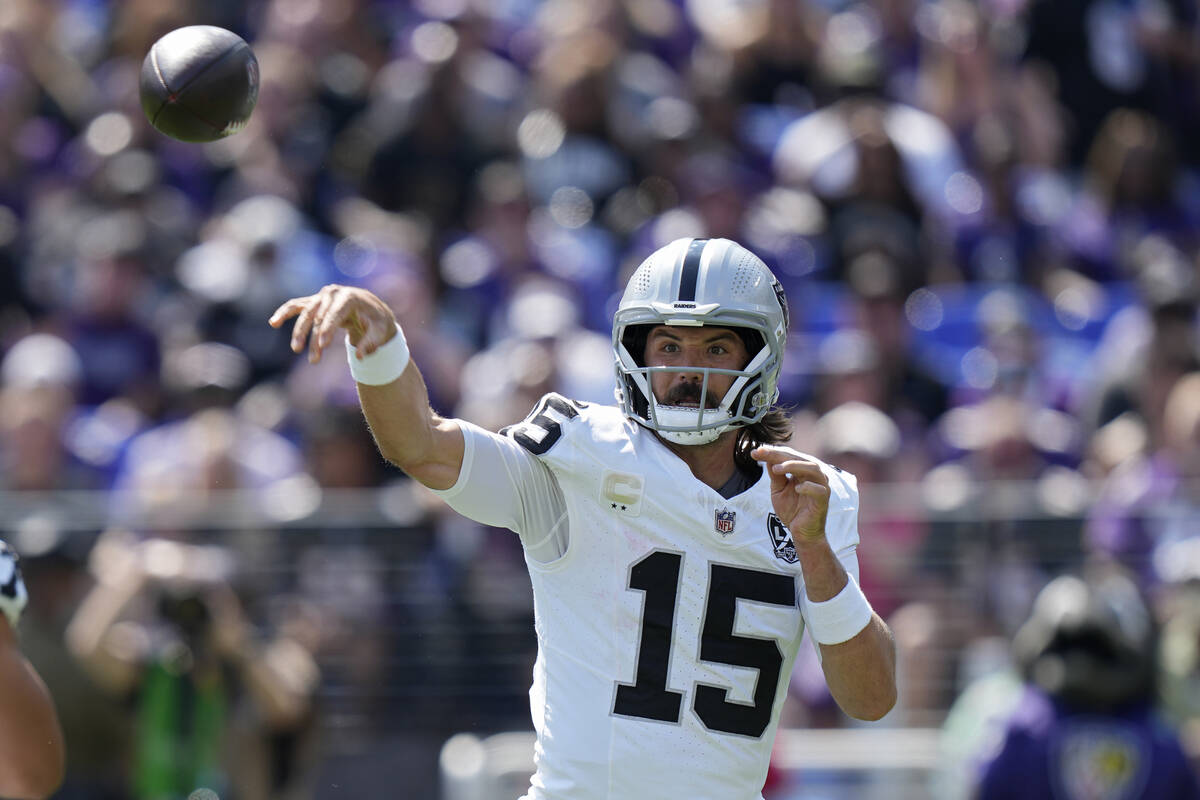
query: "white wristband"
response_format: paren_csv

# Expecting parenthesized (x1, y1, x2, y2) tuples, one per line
(804, 574, 873, 645)
(346, 324, 410, 385)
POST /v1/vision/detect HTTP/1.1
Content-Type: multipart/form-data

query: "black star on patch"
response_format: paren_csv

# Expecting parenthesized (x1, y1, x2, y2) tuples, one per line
(611, 503, 617, 509)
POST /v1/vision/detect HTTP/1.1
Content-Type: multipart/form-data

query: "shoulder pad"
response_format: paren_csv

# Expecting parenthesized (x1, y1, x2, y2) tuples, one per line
(500, 393, 587, 456)
(822, 460, 859, 507)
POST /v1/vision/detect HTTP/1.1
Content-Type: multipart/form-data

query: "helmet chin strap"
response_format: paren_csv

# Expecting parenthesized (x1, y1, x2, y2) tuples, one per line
(651, 403, 734, 445)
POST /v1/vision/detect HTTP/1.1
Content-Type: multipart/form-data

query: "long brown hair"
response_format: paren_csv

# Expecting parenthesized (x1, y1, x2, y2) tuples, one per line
(734, 407, 793, 474)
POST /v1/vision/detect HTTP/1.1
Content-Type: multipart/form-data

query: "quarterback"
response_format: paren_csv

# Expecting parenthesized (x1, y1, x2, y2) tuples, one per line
(271, 238, 897, 799)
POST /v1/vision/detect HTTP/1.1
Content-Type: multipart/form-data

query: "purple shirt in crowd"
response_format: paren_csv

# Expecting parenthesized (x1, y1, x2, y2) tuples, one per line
(978, 687, 1200, 800)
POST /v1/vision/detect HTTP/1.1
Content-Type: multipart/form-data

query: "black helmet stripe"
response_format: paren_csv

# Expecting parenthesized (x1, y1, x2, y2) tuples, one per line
(770, 274, 790, 331)
(677, 238, 708, 302)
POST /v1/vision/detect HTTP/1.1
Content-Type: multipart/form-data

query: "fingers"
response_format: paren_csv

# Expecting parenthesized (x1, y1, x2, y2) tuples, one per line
(286, 287, 338, 362)
(313, 289, 348, 355)
(752, 445, 791, 492)
(271, 285, 394, 364)
(770, 461, 827, 485)
(751, 446, 829, 493)
(773, 467, 829, 501)
(351, 328, 375, 360)
(354, 321, 395, 359)
(319, 289, 394, 360)
(793, 479, 831, 503)
(268, 297, 310, 328)
(304, 291, 337, 362)
(287, 294, 320, 354)
(751, 444, 807, 466)
(792, 480, 831, 540)
(270, 286, 352, 362)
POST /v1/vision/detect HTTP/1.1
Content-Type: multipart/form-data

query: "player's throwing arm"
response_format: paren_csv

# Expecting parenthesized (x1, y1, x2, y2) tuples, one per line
(269, 285, 465, 490)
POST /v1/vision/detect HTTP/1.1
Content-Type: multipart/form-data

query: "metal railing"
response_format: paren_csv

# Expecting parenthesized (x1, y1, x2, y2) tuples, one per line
(4, 480, 1181, 798)
(439, 728, 946, 800)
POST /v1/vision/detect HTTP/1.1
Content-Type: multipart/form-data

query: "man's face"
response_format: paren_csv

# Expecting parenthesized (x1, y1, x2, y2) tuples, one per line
(643, 325, 750, 409)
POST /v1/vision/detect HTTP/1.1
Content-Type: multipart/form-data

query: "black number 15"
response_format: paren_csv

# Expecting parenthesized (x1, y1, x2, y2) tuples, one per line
(612, 551, 797, 738)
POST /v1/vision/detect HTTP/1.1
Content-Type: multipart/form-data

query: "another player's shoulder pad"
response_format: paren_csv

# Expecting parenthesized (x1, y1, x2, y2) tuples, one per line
(500, 393, 589, 456)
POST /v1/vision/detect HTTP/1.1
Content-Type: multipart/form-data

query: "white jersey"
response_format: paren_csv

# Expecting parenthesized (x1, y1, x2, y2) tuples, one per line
(433, 394, 862, 800)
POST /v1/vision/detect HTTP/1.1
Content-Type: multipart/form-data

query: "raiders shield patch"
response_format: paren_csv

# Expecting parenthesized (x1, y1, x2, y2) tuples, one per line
(767, 513, 798, 563)
(714, 508, 736, 536)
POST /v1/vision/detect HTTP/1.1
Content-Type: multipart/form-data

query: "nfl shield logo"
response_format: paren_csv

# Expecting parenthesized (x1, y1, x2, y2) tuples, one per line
(714, 508, 736, 536)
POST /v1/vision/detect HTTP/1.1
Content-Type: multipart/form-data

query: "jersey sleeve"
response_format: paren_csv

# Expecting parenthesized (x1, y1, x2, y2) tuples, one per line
(824, 464, 862, 582)
(429, 420, 569, 563)
(802, 464, 865, 659)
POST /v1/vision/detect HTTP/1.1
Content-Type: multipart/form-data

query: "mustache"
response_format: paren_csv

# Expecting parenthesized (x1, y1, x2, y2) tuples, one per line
(665, 382, 721, 409)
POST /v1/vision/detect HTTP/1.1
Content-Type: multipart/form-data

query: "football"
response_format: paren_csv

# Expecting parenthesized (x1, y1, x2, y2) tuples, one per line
(139, 25, 259, 143)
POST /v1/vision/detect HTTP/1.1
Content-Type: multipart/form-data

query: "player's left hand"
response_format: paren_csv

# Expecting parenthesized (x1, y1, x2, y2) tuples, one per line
(751, 445, 830, 542)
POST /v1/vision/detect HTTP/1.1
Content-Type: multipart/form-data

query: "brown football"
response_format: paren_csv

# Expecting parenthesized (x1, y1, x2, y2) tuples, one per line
(139, 25, 259, 143)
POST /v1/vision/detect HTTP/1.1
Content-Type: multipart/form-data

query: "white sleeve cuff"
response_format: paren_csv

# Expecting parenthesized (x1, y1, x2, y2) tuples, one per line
(804, 573, 873, 645)
(346, 324, 409, 385)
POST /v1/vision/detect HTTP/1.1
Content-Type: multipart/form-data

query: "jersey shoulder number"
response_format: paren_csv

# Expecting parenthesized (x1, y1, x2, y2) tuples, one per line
(500, 393, 587, 456)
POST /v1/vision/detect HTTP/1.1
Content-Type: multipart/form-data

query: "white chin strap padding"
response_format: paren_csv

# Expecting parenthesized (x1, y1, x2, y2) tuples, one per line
(652, 404, 733, 445)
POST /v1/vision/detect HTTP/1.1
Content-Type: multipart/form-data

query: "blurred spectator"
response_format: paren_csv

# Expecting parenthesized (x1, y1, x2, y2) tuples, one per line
(53, 219, 162, 415)
(816, 401, 922, 620)
(970, 568, 1199, 799)
(66, 533, 319, 800)
(1083, 235, 1199, 445)
(1085, 370, 1200, 585)
(179, 195, 335, 381)
(1, 334, 92, 491)
(1064, 111, 1197, 281)
(905, 392, 1088, 716)
(107, 399, 310, 536)
(1021, 0, 1198, 165)
(362, 61, 489, 231)
(774, 93, 968, 286)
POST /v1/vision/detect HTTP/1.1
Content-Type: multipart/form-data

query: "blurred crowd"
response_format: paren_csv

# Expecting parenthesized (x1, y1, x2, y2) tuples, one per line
(1, 0, 1200, 797)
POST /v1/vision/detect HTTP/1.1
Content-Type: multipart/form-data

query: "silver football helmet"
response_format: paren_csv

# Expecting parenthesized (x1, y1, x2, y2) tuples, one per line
(613, 237, 789, 445)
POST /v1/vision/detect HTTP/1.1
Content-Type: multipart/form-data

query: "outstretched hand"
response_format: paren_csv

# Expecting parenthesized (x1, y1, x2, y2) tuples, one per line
(751, 445, 830, 542)
(269, 284, 398, 364)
